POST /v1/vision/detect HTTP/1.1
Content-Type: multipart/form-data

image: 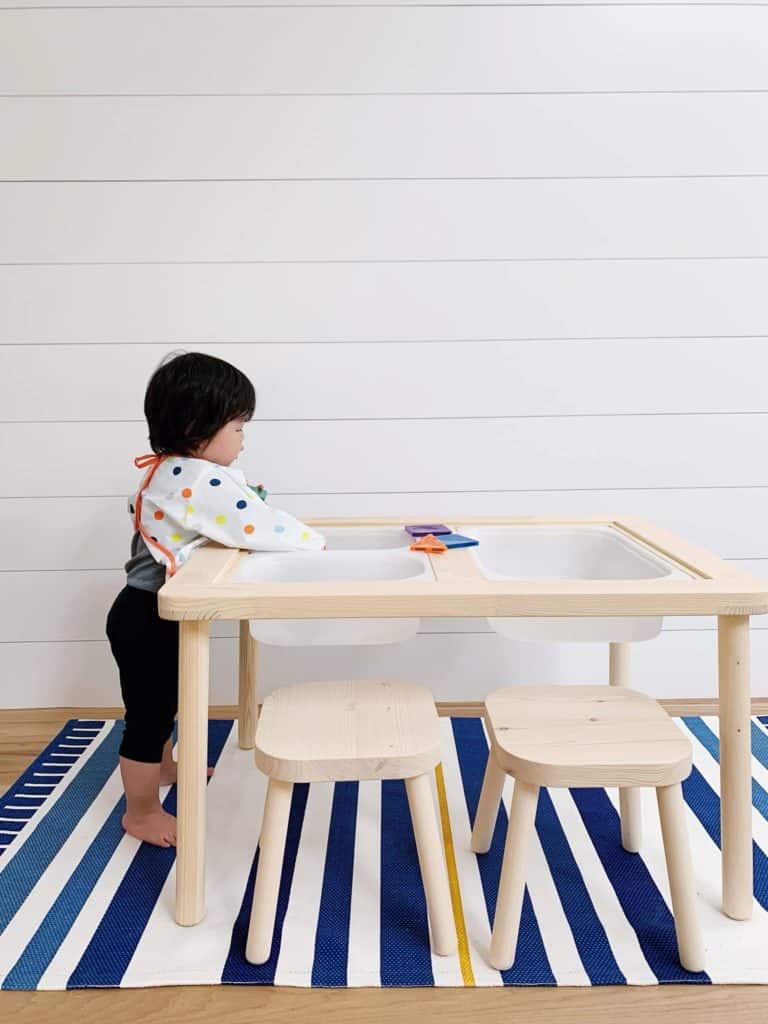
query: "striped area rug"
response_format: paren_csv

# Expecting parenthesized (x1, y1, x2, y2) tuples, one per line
(1, 715, 768, 990)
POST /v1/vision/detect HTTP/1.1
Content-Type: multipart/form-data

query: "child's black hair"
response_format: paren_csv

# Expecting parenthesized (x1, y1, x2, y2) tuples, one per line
(144, 351, 256, 456)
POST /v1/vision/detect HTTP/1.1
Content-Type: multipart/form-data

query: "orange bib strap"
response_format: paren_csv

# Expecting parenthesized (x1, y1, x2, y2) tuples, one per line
(132, 453, 178, 577)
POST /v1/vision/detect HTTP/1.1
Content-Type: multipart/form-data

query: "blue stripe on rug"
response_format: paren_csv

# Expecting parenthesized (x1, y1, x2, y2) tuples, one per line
(678, 737, 768, 914)
(379, 778, 433, 986)
(221, 782, 310, 984)
(569, 787, 709, 984)
(451, 717, 555, 985)
(681, 717, 768, 824)
(3, 799, 127, 990)
(66, 719, 233, 989)
(0, 720, 102, 858)
(0, 721, 122, 933)
(534, 788, 626, 985)
(751, 721, 768, 770)
(311, 781, 358, 987)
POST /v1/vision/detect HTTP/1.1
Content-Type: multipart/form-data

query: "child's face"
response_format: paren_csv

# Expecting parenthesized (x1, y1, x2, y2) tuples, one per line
(193, 417, 247, 466)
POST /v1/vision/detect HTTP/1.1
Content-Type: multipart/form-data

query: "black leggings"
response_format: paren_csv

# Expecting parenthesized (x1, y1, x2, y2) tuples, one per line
(106, 585, 179, 763)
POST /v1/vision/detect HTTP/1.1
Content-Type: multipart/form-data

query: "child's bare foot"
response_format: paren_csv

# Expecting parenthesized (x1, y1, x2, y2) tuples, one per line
(159, 762, 215, 787)
(122, 808, 178, 847)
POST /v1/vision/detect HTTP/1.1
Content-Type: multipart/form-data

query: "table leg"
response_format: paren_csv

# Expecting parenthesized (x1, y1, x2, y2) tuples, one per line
(609, 642, 642, 852)
(175, 619, 210, 926)
(238, 621, 259, 749)
(718, 614, 753, 920)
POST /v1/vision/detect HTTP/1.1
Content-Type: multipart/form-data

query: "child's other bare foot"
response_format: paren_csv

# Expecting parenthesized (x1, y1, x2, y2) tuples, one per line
(159, 762, 215, 787)
(122, 808, 177, 848)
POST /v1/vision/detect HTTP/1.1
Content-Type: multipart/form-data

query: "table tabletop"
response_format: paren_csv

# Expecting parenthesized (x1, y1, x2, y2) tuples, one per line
(158, 515, 768, 621)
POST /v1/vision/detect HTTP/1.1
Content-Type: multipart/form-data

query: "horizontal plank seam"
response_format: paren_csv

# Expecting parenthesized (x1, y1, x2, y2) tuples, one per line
(2, 255, 768, 266)
(1, 335, 768, 347)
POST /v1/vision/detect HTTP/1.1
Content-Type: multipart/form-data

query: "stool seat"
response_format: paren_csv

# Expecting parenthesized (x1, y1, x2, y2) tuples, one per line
(254, 679, 443, 783)
(485, 684, 692, 789)
(246, 679, 457, 964)
(472, 684, 704, 974)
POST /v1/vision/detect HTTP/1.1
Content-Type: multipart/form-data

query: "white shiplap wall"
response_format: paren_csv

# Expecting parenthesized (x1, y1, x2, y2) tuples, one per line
(1, 2, 767, 708)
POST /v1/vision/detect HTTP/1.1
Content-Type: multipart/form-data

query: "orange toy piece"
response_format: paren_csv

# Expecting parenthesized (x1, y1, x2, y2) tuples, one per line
(410, 533, 448, 553)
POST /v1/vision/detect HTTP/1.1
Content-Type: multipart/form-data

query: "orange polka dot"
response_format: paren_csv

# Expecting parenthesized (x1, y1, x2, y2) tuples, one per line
(243, 524, 255, 535)
(154, 510, 164, 521)
(181, 488, 192, 499)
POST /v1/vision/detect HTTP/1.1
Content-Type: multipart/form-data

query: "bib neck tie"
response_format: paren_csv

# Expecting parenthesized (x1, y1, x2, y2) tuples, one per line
(132, 452, 178, 577)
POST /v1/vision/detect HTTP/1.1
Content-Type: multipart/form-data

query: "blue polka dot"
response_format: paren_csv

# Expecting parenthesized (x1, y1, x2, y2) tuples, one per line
(274, 524, 285, 534)
(210, 478, 221, 487)
(172, 466, 181, 476)
(236, 499, 247, 509)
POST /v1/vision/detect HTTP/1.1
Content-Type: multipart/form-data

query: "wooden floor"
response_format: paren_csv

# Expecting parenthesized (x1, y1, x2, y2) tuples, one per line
(1, 702, 766, 1024)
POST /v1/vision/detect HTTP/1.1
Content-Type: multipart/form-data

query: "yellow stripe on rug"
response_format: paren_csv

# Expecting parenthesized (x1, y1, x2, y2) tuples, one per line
(434, 762, 476, 986)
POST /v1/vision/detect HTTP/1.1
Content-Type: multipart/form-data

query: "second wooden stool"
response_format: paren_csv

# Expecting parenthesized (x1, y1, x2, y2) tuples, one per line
(246, 679, 458, 964)
(471, 684, 705, 973)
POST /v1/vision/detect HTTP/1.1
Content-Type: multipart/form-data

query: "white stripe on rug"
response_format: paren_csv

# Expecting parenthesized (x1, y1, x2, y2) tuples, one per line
(604, 780, 768, 984)
(702, 715, 768, 802)
(499, 773, 591, 986)
(428, 742, 465, 987)
(346, 780, 381, 987)
(546, 788, 657, 985)
(120, 730, 265, 988)
(0, 726, 121, 985)
(273, 780, 335, 987)
(686, 721, 768, 865)
(36, 773, 138, 990)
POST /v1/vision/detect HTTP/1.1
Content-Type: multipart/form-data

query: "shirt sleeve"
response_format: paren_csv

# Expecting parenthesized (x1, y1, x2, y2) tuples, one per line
(183, 464, 325, 552)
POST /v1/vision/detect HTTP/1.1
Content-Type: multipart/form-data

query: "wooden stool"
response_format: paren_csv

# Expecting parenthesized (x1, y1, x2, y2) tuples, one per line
(470, 685, 705, 974)
(246, 679, 458, 964)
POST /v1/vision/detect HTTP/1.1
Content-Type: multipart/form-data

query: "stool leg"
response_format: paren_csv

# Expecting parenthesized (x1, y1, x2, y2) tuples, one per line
(471, 751, 507, 854)
(610, 642, 642, 852)
(405, 773, 458, 956)
(489, 779, 539, 972)
(657, 782, 706, 973)
(246, 778, 293, 965)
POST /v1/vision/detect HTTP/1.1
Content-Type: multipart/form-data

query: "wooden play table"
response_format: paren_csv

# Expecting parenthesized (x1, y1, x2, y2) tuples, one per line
(158, 516, 768, 928)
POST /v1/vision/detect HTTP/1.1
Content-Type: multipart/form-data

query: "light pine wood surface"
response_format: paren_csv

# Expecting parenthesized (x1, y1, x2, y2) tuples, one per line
(247, 680, 455, 963)
(483, 684, 692, 788)
(476, 684, 703, 973)
(610, 642, 643, 852)
(254, 680, 444, 782)
(1, 704, 767, 1023)
(157, 517, 768, 622)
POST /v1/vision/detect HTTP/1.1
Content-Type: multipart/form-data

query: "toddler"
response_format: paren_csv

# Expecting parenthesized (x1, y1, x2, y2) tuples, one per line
(106, 352, 325, 847)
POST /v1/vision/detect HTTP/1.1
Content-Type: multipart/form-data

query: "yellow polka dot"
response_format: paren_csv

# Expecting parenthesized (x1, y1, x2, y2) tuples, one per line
(301, 531, 310, 540)
(186, 504, 194, 515)
(171, 532, 182, 543)
(216, 514, 227, 525)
